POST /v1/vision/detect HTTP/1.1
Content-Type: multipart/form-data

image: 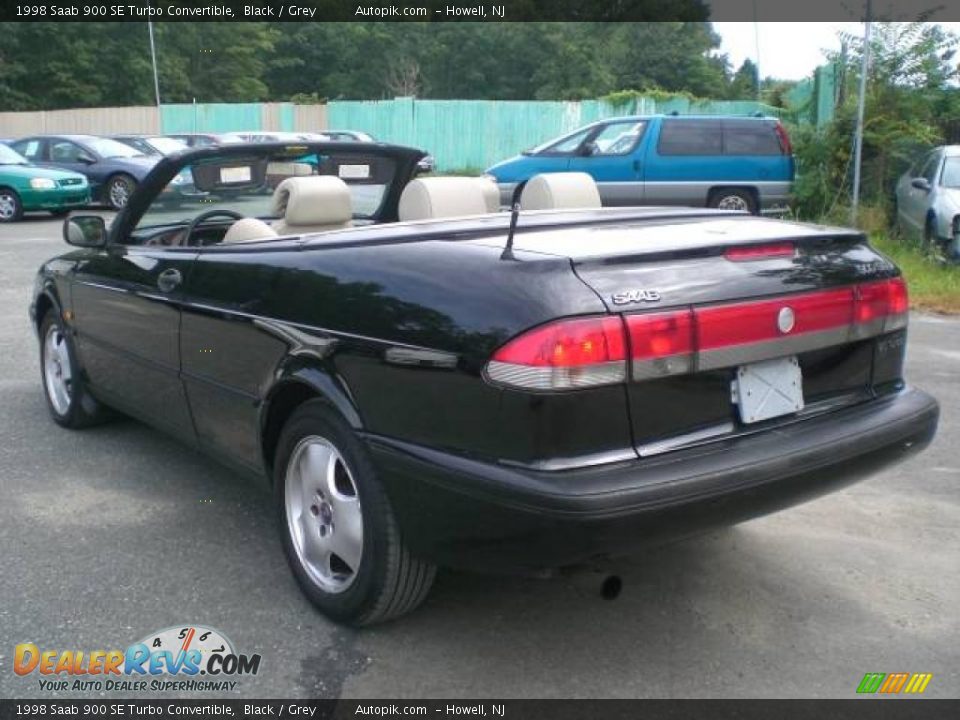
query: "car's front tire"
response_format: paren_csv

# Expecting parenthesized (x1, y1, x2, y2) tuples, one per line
(274, 400, 436, 626)
(105, 174, 136, 210)
(39, 310, 110, 428)
(0, 187, 23, 222)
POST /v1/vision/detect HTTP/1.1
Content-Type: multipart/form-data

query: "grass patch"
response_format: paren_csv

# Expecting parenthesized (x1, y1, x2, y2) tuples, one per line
(870, 233, 960, 314)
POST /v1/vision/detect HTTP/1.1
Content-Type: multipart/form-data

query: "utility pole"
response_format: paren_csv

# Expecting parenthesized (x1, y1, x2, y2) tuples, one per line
(148, 20, 161, 107)
(851, 0, 872, 225)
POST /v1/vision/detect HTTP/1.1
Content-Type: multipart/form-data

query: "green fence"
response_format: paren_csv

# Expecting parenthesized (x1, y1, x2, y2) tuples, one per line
(327, 96, 790, 172)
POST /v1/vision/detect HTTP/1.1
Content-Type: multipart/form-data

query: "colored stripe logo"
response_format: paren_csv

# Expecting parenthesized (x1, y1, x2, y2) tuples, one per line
(857, 672, 932, 694)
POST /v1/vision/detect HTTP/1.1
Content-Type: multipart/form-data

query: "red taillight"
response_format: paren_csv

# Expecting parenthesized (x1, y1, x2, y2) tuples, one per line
(855, 277, 909, 331)
(486, 278, 908, 390)
(697, 288, 853, 351)
(492, 316, 625, 367)
(625, 310, 695, 379)
(724, 242, 795, 261)
(774, 121, 793, 155)
(487, 316, 626, 390)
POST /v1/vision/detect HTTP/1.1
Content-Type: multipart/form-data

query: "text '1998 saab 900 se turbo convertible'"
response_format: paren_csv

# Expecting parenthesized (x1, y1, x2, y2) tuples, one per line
(31, 141, 939, 625)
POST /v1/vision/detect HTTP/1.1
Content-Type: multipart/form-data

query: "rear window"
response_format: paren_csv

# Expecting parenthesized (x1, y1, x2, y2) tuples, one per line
(723, 121, 783, 155)
(657, 119, 785, 157)
(657, 120, 723, 156)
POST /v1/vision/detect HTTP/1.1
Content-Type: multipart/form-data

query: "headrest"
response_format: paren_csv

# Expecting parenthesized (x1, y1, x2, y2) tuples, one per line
(399, 177, 500, 222)
(221, 217, 278, 244)
(271, 176, 352, 227)
(519, 172, 602, 211)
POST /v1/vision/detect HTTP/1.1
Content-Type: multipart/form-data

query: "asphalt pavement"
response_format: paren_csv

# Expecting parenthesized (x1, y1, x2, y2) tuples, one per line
(0, 215, 957, 699)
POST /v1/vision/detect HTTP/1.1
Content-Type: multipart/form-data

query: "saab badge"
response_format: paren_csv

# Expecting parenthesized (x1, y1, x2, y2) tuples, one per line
(778, 306, 796, 334)
(611, 289, 661, 306)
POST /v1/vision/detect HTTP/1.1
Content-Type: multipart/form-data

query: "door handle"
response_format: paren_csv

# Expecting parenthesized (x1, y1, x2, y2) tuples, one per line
(157, 268, 182, 293)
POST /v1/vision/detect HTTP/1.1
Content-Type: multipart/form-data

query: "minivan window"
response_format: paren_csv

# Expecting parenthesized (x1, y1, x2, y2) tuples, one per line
(723, 121, 783, 155)
(591, 121, 647, 155)
(531, 127, 594, 155)
(658, 119, 723, 156)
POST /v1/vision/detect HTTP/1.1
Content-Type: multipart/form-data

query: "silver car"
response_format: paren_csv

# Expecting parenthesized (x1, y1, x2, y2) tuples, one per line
(895, 145, 960, 260)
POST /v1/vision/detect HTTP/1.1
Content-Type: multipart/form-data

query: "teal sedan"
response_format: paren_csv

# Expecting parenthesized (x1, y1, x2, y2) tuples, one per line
(0, 144, 90, 222)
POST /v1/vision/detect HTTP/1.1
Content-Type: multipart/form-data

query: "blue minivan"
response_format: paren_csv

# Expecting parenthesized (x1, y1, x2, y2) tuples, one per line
(485, 115, 795, 213)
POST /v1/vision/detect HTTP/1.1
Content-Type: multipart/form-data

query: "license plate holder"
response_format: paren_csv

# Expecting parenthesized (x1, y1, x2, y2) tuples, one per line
(734, 356, 804, 424)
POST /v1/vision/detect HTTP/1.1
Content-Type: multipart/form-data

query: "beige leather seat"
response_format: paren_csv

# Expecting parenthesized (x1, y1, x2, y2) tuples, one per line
(221, 217, 278, 244)
(271, 176, 353, 235)
(398, 176, 500, 221)
(519, 172, 602, 211)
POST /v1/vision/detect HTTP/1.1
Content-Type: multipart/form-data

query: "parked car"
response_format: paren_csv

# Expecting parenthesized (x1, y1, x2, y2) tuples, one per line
(485, 115, 794, 212)
(9, 134, 159, 210)
(30, 141, 937, 625)
(327, 129, 435, 173)
(221, 131, 329, 143)
(895, 145, 960, 260)
(165, 133, 244, 148)
(112, 134, 188, 157)
(0, 143, 90, 222)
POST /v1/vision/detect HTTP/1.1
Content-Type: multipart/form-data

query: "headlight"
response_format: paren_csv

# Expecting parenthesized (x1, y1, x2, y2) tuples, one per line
(30, 178, 56, 190)
(481, 173, 498, 184)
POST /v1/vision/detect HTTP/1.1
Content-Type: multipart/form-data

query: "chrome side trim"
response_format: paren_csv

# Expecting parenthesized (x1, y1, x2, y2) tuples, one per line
(637, 422, 736, 458)
(76, 280, 127, 294)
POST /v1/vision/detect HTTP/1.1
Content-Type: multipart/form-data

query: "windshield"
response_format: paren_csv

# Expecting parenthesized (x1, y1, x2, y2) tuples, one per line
(0, 144, 28, 164)
(134, 152, 395, 234)
(147, 137, 187, 155)
(86, 137, 143, 159)
(941, 157, 960, 189)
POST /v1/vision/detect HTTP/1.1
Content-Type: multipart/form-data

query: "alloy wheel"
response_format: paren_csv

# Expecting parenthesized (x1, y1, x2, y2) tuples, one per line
(43, 324, 73, 415)
(716, 194, 749, 211)
(0, 192, 17, 220)
(284, 435, 364, 594)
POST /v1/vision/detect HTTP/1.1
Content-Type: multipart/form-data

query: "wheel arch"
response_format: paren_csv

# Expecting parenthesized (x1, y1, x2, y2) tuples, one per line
(33, 285, 63, 336)
(259, 362, 364, 480)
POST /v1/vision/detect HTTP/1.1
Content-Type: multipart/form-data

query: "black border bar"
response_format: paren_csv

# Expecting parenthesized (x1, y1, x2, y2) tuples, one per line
(2, 700, 960, 719)
(2, 0, 960, 22)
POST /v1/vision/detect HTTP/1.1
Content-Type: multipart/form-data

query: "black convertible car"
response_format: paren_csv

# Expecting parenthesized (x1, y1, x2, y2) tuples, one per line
(31, 141, 939, 625)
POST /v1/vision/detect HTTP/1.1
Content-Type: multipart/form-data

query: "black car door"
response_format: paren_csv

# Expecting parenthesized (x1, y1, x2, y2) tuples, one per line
(71, 243, 199, 446)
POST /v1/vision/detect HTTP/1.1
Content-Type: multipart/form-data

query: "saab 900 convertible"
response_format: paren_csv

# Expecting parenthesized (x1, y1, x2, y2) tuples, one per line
(30, 141, 939, 625)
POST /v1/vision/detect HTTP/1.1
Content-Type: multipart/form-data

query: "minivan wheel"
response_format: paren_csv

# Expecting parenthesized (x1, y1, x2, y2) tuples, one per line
(709, 189, 757, 214)
(39, 310, 110, 428)
(274, 400, 436, 626)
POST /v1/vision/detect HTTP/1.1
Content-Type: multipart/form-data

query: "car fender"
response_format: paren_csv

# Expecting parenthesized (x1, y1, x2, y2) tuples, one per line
(30, 275, 65, 336)
(258, 356, 365, 476)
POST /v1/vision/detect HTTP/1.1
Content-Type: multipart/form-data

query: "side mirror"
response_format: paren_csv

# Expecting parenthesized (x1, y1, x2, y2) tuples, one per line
(64, 215, 107, 248)
(77, 154, 97, 165)
(911, 177, 931, 192)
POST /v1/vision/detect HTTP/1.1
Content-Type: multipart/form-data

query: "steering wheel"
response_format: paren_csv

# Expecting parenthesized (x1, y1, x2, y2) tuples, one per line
(184, 209, 245, 246)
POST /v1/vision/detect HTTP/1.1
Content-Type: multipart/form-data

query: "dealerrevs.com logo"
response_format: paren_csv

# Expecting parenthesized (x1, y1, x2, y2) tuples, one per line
(856, 672, 933, 695)
(14, 625, 261, 693)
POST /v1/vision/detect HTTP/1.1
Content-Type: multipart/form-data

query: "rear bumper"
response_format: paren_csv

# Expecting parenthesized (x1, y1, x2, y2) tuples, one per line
(367, 387, 938, 572)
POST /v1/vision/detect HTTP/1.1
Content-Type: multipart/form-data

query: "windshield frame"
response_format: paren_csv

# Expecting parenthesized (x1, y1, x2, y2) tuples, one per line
(110, 140, 427, 246)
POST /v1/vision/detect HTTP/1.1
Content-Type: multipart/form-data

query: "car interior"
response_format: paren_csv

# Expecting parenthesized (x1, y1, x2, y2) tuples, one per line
(128, 148, 603, 249)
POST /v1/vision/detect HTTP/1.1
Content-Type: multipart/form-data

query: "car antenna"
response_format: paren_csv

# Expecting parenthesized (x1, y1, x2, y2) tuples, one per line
(501, 202, 521, 261)
(501, 182, 526, 261)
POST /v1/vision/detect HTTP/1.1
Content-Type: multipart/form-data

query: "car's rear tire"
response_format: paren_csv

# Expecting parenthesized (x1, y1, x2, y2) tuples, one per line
(708, 188, 757, 214)
(39, 309, 111, 428)
(105, 174, 136, 210)
(0, 187, 23, 223)
(274, 400, 436, 626)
